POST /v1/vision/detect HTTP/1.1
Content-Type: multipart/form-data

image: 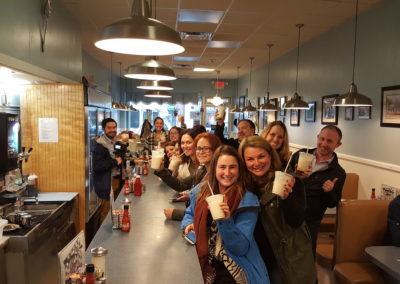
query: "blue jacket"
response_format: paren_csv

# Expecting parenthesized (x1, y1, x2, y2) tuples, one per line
(181, 184, 270, 284)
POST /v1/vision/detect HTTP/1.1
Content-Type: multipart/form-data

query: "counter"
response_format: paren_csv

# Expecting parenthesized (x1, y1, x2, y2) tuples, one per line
(86, 173, 203, 283)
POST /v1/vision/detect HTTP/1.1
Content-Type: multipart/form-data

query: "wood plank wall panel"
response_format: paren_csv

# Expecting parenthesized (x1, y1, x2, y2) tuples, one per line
(21, 84, 86, 231)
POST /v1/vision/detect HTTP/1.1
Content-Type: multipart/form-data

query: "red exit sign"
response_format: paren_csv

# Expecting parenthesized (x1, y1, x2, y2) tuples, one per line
(214, 81, 225, 89)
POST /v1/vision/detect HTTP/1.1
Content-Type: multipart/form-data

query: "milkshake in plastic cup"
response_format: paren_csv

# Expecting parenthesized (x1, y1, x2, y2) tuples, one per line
(206, 194, 225, 220)
(168, 155, 181, 172)
(297, 152, 314, 172)
(216, 106, 226, 120)
(272, 171, 293, 198)
(151, 150, 164, 170)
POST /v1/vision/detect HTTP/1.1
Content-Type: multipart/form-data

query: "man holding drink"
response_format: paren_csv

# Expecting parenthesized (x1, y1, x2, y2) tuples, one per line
(290, 125, 346, 255)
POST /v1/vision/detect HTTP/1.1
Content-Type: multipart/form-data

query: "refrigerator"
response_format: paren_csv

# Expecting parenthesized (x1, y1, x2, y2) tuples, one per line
(84, 87, 112, 223)
(0, 109, 20, 175)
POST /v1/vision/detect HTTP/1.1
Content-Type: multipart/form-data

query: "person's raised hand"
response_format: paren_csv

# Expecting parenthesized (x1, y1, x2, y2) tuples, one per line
(322, 178, 338, 192)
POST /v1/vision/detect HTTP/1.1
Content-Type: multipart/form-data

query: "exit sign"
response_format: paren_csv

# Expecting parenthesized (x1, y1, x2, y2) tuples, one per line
(214, 81, 225, 89)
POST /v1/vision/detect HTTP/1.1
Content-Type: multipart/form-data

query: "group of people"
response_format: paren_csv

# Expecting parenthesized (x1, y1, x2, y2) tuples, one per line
(146, 115, 346, 283)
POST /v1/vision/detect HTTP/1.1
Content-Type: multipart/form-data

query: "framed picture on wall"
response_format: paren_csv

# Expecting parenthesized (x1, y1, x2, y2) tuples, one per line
(321, 94, 339, 125)
(345, 106, 354, 121)
(358, 106, 371, 120)
(380, 85, 400, 128)
(290, 109, 300, 126)
(279, 96, 287, 116)
(305, 101, 316, 122)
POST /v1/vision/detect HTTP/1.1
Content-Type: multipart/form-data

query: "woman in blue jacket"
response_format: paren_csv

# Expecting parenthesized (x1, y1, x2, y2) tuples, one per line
(181, 145, 269, 284)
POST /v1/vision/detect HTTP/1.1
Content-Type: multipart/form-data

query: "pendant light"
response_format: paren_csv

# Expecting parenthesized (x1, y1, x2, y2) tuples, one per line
(243, 57, 257, 112)
(95, 0, 184, 56)
(259, 44, 278, 112)
(230, 66, 241, 113)
(207, 70, 224, 106)
(333, 0, 372, 107)
(137, 80, 173, 90)
(144, 90, 172, 98)
(284, 24, 309, 110)
(125, 56, 176, 81)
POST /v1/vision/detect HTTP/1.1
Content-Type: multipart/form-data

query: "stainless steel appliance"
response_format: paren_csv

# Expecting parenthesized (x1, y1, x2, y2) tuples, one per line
(0, 109, 20, 174)
(84, 87, 112, 223)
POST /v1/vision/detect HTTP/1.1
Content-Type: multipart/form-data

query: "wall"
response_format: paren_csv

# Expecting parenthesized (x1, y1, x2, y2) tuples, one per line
(240, 0, 400, 198)
(0, 0, 82, 82)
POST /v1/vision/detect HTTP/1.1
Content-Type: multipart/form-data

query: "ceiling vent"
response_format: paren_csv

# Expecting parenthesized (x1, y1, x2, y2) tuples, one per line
(172, 64, 194, 69)
(180, 32, 212, 41)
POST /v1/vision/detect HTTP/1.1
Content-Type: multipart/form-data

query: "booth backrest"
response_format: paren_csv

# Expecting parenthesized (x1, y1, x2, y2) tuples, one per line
(341, 173, 359, 200)
(334, 199, 390, 264)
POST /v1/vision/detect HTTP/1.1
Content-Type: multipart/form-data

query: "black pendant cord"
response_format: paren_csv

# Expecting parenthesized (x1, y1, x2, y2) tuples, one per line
(351, 0, 359, 84)
(249, 57, 254, 101)
(236, 66, 240, 102)
(118, 62, 122, 102)
(266, 44, 273, 101)
(295, 24, 303, 93)
(110, 52, 113, 95)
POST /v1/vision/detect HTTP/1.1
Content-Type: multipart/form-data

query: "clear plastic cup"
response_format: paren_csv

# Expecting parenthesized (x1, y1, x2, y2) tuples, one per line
(216, 106, 226, 120)
(297, 152, 314, 172)
(272, 171, 293, 198)
(151, 151, 164, 170)
(168, 155, 181, 172)
(205, 194, 225, 220)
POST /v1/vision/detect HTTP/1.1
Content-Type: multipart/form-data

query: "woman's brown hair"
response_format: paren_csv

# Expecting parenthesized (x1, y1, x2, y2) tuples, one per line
(196, 145, 247, 203)
(260, 121, 290, 162)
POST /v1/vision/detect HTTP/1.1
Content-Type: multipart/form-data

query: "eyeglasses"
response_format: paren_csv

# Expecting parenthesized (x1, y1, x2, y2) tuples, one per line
(196, 146, 212, 153)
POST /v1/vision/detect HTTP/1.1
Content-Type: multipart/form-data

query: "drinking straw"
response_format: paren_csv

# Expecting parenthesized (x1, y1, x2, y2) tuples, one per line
(284, 153, 294, 173)
(207, 181, 215, 195)
(306, 147, 309, 154)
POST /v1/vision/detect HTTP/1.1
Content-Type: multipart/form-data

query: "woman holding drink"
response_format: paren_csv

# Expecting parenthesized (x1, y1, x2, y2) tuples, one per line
(148, 117, 168, 148)
(181, 145, 269, 284)
(239, 136, 316, 284)
(163, 133, 221, 220)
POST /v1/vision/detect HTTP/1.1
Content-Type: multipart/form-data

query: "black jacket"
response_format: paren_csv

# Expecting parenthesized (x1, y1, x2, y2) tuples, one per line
(154, 165, 207, 192)
(290, 148, 346, 223)
(214, 123, 240, 149)
(385, 195, 400, 246)
(92, 142, 118, 200)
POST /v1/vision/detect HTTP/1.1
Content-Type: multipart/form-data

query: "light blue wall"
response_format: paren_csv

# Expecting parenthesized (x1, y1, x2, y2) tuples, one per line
(0, 0, 82, 81)
(240, 0, 400, 165)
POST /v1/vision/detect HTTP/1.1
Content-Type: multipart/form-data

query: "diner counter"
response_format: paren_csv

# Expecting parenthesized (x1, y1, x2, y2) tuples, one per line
(85, 173, 203, 283)
(365, 246, 400, 283)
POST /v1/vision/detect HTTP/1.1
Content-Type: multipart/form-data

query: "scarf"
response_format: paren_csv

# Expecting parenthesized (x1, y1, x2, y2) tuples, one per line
(194, 184, 243, 281)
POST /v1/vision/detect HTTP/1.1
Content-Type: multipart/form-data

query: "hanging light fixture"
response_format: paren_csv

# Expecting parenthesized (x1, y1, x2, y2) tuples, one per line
(333, 0, 372, 107)
(125, 56, 176, 81)
(259, 44, 278, 112)
(243, 57, 257, 112)
(95, 0, 184, 56)
(284, 24, 309, 110)
(137, 80, 173, 90)
(230, 66, 241, 113)
(144, 90, 172, 98)
(207, 70, 224, 106)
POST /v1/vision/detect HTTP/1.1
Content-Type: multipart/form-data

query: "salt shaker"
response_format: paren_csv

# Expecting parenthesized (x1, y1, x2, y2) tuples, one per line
(91, 247, 108, 279)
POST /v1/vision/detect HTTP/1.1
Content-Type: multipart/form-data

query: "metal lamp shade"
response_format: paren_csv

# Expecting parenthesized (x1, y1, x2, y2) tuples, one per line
(230, 105, 241, 113)
(95, 0, 184, 56)
(283, 92, 309, 109)
(144, 90, 172, 98)
(137, 80, 173, 90)
(125, 57, 176, 81)
(259, 100, 278, 111)
(333, 83, 373, 106)
(243, 101, 257, 112)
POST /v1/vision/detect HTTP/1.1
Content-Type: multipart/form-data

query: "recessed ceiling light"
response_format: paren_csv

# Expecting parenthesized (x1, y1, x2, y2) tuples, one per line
(207, 41, 243, 48)
(194, 67, 215, 72)
(173, 56, 199, 62)
(178, 9, 224, 24)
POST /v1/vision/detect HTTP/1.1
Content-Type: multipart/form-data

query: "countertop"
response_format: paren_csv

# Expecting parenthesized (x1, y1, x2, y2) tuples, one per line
(85, 173, 203, 283)
(365, 246, 400, 282)
(25, 192, 78, 203)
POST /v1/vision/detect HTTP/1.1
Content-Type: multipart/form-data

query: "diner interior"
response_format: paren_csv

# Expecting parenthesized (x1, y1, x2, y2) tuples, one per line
(0, 0, 399, 283)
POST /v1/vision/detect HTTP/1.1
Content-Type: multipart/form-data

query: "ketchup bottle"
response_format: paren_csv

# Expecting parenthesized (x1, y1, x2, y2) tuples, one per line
(123, 178, 130, 195)
(121, 205, 130, 232)
(134, 176, 142, 196)
(143, 163, 148, 176)
(371, 188, 376, 200)
(85, 264, 96, 284)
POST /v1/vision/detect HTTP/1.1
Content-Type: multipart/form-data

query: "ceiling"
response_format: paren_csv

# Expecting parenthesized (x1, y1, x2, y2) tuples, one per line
(61, 0, 381, 80)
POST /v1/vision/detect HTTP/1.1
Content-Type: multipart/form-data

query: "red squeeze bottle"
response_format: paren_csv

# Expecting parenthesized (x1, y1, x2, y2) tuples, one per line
(123, 178, 130, 195)
(134, 176, 142, 196)
(121, 205, 130, 232)
(143, 163, 148, 176)
(371, 188, 376, 200)
(85, 264, 96, 284)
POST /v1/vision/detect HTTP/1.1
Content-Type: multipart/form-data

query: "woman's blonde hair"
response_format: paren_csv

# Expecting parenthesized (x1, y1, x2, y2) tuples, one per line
(239, 136, 282, 193)
(260, 121, 290, 162)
